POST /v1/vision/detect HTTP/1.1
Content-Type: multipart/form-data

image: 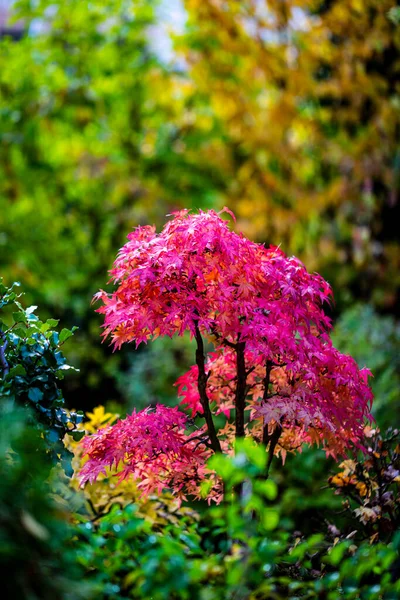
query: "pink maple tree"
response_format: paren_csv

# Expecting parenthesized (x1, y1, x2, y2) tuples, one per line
(79, 208, 373, 501)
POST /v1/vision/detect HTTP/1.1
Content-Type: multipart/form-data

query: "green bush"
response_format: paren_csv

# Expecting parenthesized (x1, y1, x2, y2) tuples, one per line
(0, 279, 82, 471)
(0, 403, 91, 600)
(72, 440, 400, 599)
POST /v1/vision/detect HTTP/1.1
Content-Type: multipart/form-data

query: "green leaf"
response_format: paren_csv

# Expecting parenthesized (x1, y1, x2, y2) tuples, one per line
(329, 542, 350, 566)
(13, 326, 27, 337)
(254, 479, 278, 501)
(262, 510, 279, 531)
(71, 430, 85, 442)
(46, 318, 59, 328)
(25, 305, 38, 315)
(28, 387, 44, 403)
(7, 365, 27, 378)
(12, 311, 27, 324)
(59, 328, 74, 343)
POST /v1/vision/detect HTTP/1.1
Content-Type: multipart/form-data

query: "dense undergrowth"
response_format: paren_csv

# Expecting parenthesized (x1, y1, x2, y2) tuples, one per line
(1, 274, 399, 599)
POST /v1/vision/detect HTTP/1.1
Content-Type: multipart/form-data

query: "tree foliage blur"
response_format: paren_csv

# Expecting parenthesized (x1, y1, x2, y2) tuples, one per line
(1, 0, 399, 410)
(178, 0, 400, 310)
(0, 0, 220, 409)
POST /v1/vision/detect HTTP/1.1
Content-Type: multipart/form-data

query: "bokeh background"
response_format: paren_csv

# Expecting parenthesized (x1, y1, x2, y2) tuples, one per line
(1, 0, 399, 427)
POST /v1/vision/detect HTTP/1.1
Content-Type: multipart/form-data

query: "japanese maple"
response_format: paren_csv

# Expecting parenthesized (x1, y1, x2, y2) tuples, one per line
(80, 208, 373, 501)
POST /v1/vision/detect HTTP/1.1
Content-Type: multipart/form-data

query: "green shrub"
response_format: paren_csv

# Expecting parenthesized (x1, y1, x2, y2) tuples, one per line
(0, 403, 91, 600)
(0, 279, 83, 471)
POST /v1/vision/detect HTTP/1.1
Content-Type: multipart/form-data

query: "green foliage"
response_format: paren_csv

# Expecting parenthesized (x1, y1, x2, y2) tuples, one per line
(0, 403, 91, 600)
(316, 537, 400, 600)
(0, 0, 220, 410)
(71, 442, 400, 599)
(1, 352, 398, 598)
(72, 444, 284, 600)
(0, 279, 82, 471)
(275, 445, 343, 536)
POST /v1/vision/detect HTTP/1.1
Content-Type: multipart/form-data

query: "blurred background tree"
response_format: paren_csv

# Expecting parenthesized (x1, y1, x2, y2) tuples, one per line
(1, 0, 399, 414)
(178, 0, 400, 312)
(0, 0, 222, 409)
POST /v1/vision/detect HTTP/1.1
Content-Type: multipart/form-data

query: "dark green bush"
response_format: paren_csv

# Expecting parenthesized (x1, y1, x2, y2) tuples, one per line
(0, 279, 83, 471)
(0, 403, 91, 600)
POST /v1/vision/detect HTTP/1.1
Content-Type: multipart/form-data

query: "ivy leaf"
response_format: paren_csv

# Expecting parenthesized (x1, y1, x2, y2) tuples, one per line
(6, 365, 27, 379)
(28, 388, 44, 403)
(71, 430, 85, 442)
(13, 311, 27, 324)
(59, 328, 74, 343)
(13, 326, 27, 337)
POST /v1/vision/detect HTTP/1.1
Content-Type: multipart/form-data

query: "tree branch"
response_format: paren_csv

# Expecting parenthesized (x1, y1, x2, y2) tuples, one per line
(266, 424, 282, 478)
(234, 340, 247, 438)
(194, 321, 221, 453)
(262, 360, 273, 445)
(210, 324, 237, 349)
(260, 360, 282, 476)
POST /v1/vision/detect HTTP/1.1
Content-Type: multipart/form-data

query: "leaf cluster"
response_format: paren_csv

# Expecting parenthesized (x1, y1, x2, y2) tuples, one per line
(0, 403, 92, 600)
(0, 279, 83, 471)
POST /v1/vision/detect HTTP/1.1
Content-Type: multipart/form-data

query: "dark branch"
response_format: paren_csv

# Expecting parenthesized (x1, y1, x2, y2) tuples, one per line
(262, 360, 273, 445)
(266, 424, 282, 478)
(194, 321, 221, 453)
(210, 325, 237, 349)
(234, 340, 247, 438)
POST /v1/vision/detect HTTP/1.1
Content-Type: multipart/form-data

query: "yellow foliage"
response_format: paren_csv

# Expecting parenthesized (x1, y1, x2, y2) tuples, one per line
(179, 0, 400, 309)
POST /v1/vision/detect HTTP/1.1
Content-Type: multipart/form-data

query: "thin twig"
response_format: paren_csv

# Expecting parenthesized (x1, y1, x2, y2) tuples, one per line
(194, 320, 221, 453)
